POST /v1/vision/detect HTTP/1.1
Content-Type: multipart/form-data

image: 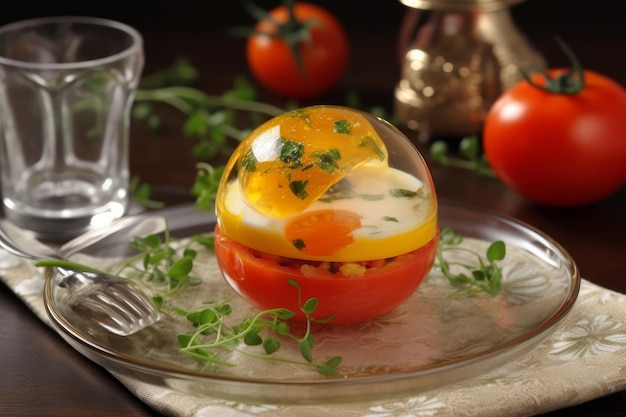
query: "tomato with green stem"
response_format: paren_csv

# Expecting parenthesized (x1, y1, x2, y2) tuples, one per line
(244, 0, 349, 100)
(214, 226, 439, 324)
(483, 39, 626, 207)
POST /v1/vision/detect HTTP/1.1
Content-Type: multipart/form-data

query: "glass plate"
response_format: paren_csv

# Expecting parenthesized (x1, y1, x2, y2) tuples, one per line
(43, 200, 580, 404)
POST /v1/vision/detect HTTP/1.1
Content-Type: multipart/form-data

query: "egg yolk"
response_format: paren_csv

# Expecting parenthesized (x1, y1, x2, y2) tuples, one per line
(285, 209, 362, 257)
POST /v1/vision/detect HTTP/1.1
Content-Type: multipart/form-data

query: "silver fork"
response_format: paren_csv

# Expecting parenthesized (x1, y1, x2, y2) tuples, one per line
(0, 219, 160, 336)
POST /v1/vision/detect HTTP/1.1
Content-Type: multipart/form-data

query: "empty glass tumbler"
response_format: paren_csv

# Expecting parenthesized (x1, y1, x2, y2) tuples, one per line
(0, 16, 144, 239)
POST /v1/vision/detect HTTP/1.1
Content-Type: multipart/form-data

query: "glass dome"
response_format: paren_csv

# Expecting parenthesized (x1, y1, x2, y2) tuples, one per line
(215, 105, 438, 263)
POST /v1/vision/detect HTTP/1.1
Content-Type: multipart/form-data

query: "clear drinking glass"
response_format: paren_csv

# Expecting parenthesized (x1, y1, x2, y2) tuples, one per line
(0, 16, 144, 239)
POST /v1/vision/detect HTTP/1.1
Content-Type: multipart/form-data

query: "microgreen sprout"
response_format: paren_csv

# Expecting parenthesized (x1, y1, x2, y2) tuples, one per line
(429, 136, 495, 177)
(173, 278, 341, 376)
(134, 66, 286, 161)
(434, 227, 506, 297)
(113, 226, 214, 308)
(192, 162, 225, 212)
(130, 176, 166, 209)
(85, 224, 342, 376)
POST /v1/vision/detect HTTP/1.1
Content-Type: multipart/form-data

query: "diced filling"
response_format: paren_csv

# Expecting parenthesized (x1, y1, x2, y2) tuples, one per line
(249, 248, 409, 277)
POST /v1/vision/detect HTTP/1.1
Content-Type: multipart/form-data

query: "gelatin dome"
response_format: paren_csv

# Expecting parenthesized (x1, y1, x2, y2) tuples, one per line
(214, 105, 439, 323)
(216, 105, 438, 261)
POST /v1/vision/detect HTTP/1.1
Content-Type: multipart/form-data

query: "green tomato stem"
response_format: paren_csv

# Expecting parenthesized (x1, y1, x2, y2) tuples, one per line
(522, 37, 585, 95)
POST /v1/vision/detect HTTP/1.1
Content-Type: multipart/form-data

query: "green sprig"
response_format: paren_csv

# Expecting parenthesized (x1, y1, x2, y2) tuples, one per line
(101, 223, 340, 375)
(192, 162, 225, 212)
(130, 176, 166, 209)
(174, 278, 341, 376)
(34, 259, 112, 275)
(134, 66, 286, 163)
(113, 226, 212, 306)
(434, 228, 506, 297)
(429, 136, 495, 177)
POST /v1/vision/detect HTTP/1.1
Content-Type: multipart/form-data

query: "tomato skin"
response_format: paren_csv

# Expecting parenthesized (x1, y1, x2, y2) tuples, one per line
(483, 69, 626, 207)
(214, 226, 439, 324)
(246, 2, 349, 100)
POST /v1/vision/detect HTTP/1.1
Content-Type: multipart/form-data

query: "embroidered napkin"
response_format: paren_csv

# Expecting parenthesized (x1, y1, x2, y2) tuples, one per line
(2, 249, 625, 417)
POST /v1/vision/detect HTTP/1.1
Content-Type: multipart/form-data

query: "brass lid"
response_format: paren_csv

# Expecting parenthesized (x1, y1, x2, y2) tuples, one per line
(399, 0, 525, 11)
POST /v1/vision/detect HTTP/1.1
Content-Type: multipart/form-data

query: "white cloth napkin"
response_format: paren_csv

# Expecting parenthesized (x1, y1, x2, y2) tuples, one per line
(2, 250, 626, 417)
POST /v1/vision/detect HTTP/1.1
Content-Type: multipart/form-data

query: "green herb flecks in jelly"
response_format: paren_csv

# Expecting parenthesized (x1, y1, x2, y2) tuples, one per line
(359, 136, 385, 161)
(334, 119, 351, 134)
(289, 180, 309, 200)
(279, 139, 305, 169)
(311, 148, 341, 174)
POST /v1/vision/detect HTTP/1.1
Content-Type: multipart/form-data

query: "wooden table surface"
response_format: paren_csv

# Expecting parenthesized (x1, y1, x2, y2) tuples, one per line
(1, 2, 625, 415)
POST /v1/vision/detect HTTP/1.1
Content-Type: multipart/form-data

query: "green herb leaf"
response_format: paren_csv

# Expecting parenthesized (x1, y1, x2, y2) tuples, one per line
(299, 336, 314, 363)
(192, 163, 224, 212)
(325, 356, 342, 368)
(302, 298, 318, 315)
(279, 140, 305, 168)
(486, 240, 506, 262)
(263, 336, 281, 354)
(243, 331, 263, 346)
(358, 136, 385, 160)
(276, 309, 296, 321)
(168, 256, 193, 278)
(390, 188, 421, 198)
(315, 364, 339, 376)
(240, 152, 258, 172)
(429, 136, 495, 177)
(311, 148, 341, 174)
(289, 180, 309, 199)
(130, 176, 165, 209)
(334, 119, 351, 134)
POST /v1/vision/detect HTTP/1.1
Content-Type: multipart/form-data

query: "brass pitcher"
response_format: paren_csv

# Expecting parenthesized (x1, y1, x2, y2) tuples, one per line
(395, 0, 546, 143)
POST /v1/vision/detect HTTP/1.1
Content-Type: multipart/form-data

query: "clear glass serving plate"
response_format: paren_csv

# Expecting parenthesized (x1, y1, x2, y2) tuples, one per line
(43, 200, 580, 404)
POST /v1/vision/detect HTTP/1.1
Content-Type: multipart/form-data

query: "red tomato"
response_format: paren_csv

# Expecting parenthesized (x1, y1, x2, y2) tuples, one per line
(483, 68, 626, 207)
(246, 2, 349, 100)
(214, 226, 439, 324)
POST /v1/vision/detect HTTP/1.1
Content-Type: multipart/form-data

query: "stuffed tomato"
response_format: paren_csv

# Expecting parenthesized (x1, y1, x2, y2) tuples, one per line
(214, 105, 438, 324)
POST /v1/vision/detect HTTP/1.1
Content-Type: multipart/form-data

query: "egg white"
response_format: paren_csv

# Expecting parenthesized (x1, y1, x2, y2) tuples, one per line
(221, 163, 431, 241)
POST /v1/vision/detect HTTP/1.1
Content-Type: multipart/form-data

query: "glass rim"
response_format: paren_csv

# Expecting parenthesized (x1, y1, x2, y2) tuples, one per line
(0, 15, 143, 70)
